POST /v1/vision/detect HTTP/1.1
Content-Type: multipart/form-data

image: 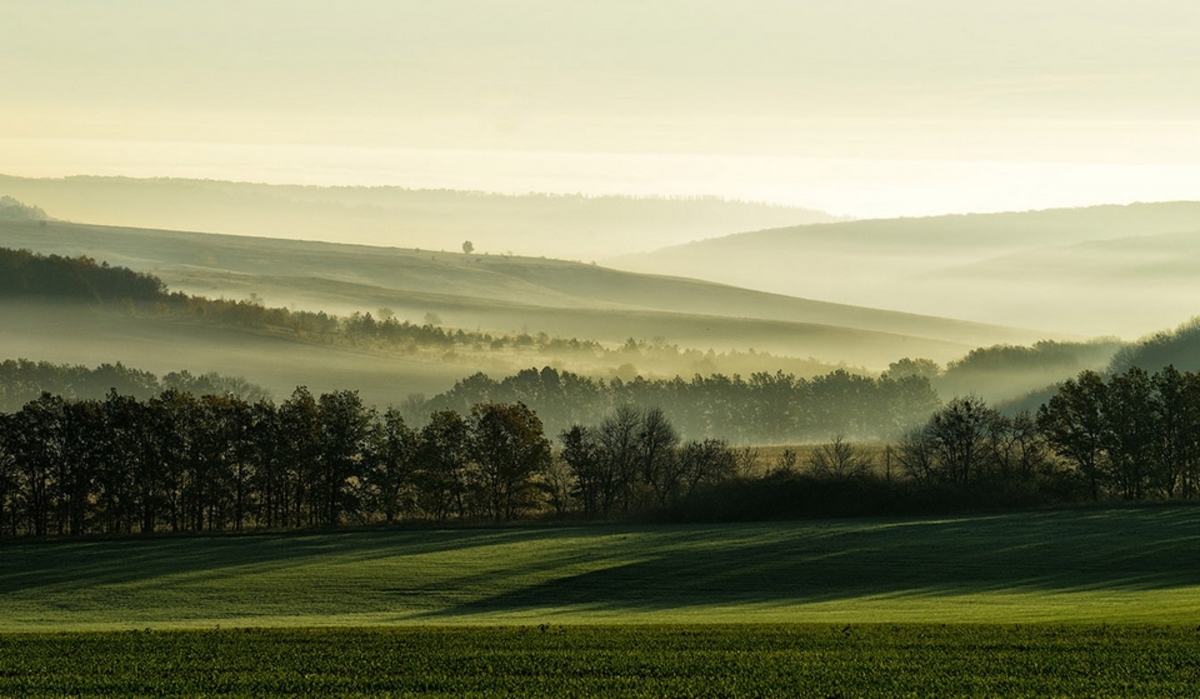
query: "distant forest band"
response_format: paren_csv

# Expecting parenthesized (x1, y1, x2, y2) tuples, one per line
(2, 363, 1199, 538)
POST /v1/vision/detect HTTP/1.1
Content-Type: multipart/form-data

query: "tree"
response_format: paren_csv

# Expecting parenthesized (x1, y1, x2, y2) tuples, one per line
(417, 410, 470, 520)
(540, 456, 576, 519)
(1102, 367, 1156, 499)
(316, 390, 373, 526)
(559, 424, 603, 518)
(1148, 366, 1200, 498)
(987, 411, 1048, 487)
(884, 357, 942, 381)
(57, 398, 106, 536)
(594, 404, 643, 516)
(369, 407, 418, 523)
(1037, 370, 1108, 501)
(278, 387, 322, 527)
(7, 393, 67, 537)
(462, 240, 474, 255)
(637, 407, 681, 506)
(900, 396, 998, 487)
(926, 396, 999, 486)
(468, 402, 551, 522)
(808, 434, 873, 480)
(248, 398, 285, 529)
(676, 438, 738, 499)
(0, 412, 19, 536)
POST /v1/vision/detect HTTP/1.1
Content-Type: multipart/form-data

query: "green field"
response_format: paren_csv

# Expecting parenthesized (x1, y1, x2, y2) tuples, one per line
(4, 625, 1199, 697)
(6, 498, 1200, 696)
(5, 507, 1200, 631)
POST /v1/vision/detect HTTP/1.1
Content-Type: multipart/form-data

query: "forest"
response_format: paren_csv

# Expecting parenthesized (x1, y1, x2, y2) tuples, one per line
(406, 365, 941, 443)
(5, 246, 1200, 537)
(0, 387, 747, 537)
(1, 364, 1199, 538)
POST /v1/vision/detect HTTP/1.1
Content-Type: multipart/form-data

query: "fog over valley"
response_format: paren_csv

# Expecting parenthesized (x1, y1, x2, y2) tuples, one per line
(10, 6, 1200, 687)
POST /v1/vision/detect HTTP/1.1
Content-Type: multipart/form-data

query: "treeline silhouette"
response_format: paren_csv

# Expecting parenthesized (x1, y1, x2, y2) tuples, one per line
(2, 364, 1198, 538)
(0, 196, 50, 221)
(0, 248, 164, 301)
(0, 388, 745, 537)
(1038, 365, 1200, 501)
(0, 359, 269, 413)
(1109, 318, 1200, 375)
(678, 364, 1200, 522)
(407, 366, 941, 443)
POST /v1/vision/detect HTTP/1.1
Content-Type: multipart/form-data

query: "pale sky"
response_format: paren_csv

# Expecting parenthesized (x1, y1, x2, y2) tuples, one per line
(2, 0, 1199, 217)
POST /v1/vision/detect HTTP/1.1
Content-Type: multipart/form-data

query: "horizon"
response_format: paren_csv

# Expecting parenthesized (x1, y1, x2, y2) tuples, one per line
(4, 1, 1199, 224)
(5, 146, 1200, 222)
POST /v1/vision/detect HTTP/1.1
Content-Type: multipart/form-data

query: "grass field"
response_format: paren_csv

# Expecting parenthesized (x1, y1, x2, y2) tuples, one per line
(4, 625, 1199, 697)
(6, 507, 1200, 696)
(5, 507, 1200, 631)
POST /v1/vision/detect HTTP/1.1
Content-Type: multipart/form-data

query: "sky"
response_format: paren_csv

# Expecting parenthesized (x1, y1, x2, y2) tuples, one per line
(2, 0, 1199, 218)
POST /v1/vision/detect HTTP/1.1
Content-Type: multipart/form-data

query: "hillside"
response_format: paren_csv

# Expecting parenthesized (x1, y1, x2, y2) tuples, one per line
(0, 174, 838, 260)
(0, 196, 50, 222)
(609, 202, 1200, 337)
(2, 509, 1198, 630)
(0, 219, 1042, 372)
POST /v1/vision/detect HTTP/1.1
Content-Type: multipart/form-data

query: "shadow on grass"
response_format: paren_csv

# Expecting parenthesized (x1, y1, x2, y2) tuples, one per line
(4, 507, 1200, 620)
(0, 525, 579, 595)
(417, 507, 1200, 617)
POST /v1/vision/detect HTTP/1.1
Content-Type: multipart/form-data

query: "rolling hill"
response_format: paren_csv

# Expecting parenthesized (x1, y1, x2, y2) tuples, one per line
(0, 218, 1042, 379)
(3, 509, 1198, 630)
(0, 174, 838, 260)
(609, 202, 1200, 337)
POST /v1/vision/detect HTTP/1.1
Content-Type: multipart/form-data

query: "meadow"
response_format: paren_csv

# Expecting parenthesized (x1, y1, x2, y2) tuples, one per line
(3, 625, 1199, 697)
(5, 507, 1200, 696)
(5, 507, 1200, 630)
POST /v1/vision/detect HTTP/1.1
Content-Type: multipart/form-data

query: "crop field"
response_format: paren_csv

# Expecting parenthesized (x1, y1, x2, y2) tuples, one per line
(3, 625, 1200, 697)
(6, 507, 1200, 696)
(5, 506, 1200, 630)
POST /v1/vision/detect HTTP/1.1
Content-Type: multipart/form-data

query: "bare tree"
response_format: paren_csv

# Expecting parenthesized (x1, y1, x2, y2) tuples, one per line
(808, 434, 873, 480)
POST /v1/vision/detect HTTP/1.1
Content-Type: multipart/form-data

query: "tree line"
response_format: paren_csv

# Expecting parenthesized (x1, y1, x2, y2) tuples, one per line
(678, 365, 1200, 523)
(0, 388, 745, 538)
(410, 366, 941, 444)
(2, 364, 1198, 538)
(1037, 365, 1200, 501)
(0, 247, 164, 301)
(881, 364, 1200, 506)
(0, 358, 269, 413)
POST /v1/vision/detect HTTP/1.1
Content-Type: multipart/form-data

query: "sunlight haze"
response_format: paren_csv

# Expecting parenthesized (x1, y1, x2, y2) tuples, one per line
(3, 1, 1199, 222)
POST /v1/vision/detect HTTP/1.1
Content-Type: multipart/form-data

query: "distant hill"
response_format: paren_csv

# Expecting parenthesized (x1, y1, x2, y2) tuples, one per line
(0, 174, 838, 260)
(609, 202, 1200, 338)
(1108, 317, 1200, 376)
(0, 195, 50, 222)
(0, 218, 1042, 372)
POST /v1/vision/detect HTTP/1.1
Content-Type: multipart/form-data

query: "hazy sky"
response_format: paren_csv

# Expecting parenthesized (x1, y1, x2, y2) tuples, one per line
(3, 0, 1199, 217)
